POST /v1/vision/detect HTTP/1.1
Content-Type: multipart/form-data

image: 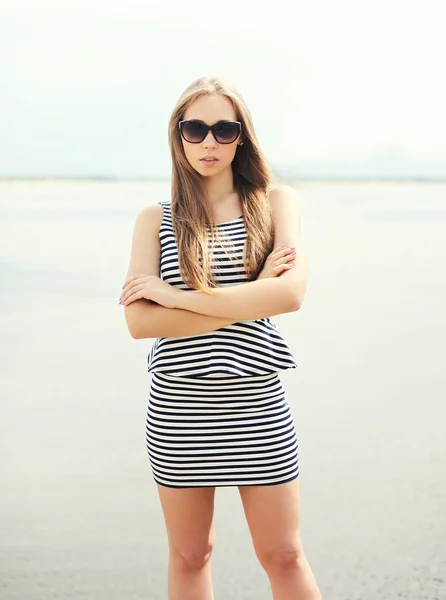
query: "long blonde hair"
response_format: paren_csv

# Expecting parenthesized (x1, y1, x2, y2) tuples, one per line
(168, 75, 278, 293)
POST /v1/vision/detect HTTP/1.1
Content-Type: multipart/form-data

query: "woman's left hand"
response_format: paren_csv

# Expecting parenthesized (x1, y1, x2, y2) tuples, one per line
(120, 274, 182, 309)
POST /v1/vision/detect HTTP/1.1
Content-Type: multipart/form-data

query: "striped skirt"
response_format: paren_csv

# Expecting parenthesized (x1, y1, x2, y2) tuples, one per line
(145, 371, 300, 488)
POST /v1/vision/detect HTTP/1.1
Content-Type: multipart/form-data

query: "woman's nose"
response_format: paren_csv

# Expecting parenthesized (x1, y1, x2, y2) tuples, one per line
(203, 129, 217, 145)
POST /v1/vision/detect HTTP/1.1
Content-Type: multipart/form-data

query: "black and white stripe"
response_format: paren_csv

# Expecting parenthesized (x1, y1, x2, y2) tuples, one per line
(147, 201, 298, 377)
(145, 371, 299, 488)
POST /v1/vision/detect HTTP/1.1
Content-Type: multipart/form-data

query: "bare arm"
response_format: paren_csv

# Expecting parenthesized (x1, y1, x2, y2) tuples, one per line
(176, 185, 308, 320)
(125, 300, 237, 339)
(122, 204, 238, 339)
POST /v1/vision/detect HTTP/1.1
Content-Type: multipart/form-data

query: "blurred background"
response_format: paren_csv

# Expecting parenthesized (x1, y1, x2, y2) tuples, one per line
(1, 0, 445, 181)
(1, 2, 445, 600)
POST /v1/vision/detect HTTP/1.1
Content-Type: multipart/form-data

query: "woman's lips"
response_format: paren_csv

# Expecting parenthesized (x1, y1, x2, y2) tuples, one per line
(199, 159, 219, 167)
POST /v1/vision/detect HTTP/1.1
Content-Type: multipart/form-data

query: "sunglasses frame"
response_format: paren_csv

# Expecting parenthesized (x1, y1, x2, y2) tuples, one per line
(178, 119, 242, 144)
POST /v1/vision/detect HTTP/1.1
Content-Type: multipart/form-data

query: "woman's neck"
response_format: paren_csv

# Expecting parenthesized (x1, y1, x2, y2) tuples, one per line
(203, 167, 235, 207)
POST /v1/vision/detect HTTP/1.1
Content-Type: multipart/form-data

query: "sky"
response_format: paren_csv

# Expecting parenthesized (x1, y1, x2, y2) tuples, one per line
(0, 0, 445, 179)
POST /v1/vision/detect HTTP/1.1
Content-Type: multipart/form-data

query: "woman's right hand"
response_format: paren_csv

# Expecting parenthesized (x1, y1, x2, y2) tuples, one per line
(257, 245, 296, 280)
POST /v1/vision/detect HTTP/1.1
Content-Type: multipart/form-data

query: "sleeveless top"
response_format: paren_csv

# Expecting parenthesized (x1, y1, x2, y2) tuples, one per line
(147, 199, 298, 377)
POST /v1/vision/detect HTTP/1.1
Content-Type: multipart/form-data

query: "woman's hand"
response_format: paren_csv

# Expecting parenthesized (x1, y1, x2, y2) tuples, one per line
(257, 245, 296, 280)
(120, 274, 182, 309)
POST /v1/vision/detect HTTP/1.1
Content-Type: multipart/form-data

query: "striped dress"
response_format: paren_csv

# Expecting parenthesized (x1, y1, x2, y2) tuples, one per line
(145, 200, 300, 488)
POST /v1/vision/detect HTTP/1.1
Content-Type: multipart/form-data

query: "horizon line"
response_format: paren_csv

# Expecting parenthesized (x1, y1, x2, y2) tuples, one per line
(1, 176, 446, 183)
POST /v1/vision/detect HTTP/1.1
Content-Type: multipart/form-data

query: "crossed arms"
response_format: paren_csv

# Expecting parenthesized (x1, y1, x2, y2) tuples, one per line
(123, 185, 308, 339)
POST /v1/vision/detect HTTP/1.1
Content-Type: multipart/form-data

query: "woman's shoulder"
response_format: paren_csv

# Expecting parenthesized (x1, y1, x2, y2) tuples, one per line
(267, 183, 301, 208)
(133, 203, 165, 233)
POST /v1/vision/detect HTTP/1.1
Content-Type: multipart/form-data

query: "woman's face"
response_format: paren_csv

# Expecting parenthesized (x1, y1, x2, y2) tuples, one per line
(181, 93, 242, 177)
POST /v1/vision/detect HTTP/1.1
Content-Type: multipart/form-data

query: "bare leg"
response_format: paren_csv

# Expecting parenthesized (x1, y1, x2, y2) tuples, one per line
(239, 478, 322, 599)
(157, 484, 216, 600)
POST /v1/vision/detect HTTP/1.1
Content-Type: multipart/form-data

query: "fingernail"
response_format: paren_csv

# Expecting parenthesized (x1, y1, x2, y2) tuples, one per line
(280, 244, 286, 248)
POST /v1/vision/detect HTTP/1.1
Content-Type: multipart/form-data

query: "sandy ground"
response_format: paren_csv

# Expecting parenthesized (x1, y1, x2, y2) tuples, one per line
(0, 180, 445, 599)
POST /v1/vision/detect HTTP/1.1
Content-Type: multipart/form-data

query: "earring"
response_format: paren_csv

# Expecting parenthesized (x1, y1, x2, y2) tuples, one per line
(239, 142, 244, 146)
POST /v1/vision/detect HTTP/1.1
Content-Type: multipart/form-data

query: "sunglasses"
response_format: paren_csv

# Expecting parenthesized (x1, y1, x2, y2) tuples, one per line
(179, 119, 242, 144)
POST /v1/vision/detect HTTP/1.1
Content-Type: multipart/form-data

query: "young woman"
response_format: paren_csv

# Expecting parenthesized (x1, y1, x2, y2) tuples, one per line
(120, 76, 322, 600)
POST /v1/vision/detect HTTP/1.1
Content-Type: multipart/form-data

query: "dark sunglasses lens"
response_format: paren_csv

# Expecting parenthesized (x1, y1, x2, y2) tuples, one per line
(214, 122, 240, 143)
(181, 121, 206, 143)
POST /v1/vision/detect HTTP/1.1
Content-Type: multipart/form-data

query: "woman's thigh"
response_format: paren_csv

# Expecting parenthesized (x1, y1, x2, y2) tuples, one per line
(238, 478, 301, 562)
(157, 484, 216, 555)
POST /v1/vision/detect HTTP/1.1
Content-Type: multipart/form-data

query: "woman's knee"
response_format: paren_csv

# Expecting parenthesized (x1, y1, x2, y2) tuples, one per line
(257, 540, 305, 573)
(170, 541, 215, 572)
